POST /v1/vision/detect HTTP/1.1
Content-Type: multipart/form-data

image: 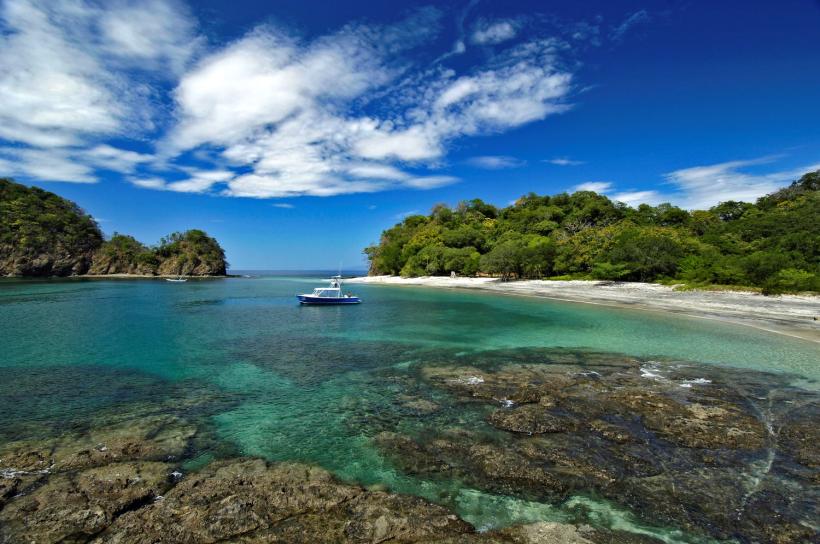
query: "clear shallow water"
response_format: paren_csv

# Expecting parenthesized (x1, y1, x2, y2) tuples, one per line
(1, 274, 817, 543)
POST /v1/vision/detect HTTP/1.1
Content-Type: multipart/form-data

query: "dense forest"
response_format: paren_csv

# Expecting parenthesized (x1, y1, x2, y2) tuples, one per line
(1, 178, 226, 277)
(365, 170, 820, 294)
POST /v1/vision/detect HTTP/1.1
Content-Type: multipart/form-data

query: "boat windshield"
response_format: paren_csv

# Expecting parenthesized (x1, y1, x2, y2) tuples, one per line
(312, 288, 341, 297)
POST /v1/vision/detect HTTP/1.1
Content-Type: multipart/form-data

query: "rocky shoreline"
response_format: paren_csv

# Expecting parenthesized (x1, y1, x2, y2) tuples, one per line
(369, 349, 818, 543)
(1, 411, 659, 544)
(2, 349, 817, 543)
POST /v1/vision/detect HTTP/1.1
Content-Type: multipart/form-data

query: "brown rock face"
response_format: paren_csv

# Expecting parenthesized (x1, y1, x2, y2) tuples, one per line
(91, 459, 473, 544)
(0, 415, 660, 544)
(0, 461, 172, 543)
(156, 254, 226, 276)
(87, 254, 157, 275)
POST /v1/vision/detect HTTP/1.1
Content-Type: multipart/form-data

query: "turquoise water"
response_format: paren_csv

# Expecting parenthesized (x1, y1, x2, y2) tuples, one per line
(1, 274, 818, 542)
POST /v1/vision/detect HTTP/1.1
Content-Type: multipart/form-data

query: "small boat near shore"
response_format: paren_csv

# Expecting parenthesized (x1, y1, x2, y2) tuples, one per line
(297, 276, 361, 304)
(166, 276, 188, 282)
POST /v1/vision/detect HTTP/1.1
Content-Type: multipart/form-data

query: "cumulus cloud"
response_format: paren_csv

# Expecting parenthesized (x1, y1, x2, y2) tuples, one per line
(165, 17, 573, 198)
(471, 19, 520, 45)
(0, 2, 575, 198)
(466, 156, 526, 169)
(0, 0, 199, 181)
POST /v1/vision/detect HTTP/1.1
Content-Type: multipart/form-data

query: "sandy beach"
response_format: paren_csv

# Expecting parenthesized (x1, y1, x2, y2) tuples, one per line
(348, 276, 820, 343)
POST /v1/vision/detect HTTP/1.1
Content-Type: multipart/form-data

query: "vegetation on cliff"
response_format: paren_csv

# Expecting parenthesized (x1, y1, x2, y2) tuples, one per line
(0, 178, 103, 276)
(154, 230, 227, 276)
(365, 170, 820, 294)
(1, 178, 227, 277)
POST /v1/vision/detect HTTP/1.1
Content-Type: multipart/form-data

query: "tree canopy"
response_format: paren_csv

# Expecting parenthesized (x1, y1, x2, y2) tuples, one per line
(365, 170, 820, 294)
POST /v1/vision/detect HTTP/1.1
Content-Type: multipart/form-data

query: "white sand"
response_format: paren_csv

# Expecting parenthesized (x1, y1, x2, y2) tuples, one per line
(347, 276, 820, 343)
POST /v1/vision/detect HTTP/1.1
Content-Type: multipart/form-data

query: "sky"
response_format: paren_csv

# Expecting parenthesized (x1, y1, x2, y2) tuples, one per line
(1, 0, 819, 270)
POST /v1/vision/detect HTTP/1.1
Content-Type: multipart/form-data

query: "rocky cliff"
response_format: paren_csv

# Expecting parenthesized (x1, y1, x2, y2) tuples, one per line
(87, 234, 159, 275)
(154, 229, 227, 276)
(1, 179, 227, 277)
(0, 178, 102, 276)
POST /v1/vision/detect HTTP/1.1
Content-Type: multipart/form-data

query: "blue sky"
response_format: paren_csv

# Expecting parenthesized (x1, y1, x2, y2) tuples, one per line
(1, 0, 819, 270)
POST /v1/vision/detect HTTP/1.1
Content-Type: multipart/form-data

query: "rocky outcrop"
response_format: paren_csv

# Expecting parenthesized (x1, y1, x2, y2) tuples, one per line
(88, 234, 158, 275)
(0, 461, 173, 543)
(372, 349, 819, 544)
(1, 179, 227, 277)
(0, 178, 102, 276)
(0, 409, 663, 544)
(153, 229, 227, 276)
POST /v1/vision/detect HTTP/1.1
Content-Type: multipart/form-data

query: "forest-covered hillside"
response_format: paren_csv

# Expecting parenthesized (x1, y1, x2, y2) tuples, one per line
(1, 178, 226, 277)
(365, 170, 819, 294)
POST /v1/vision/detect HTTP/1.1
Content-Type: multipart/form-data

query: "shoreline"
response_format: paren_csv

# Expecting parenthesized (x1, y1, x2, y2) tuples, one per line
(347, 276, 820, 343)
(2, 273, 233, 279)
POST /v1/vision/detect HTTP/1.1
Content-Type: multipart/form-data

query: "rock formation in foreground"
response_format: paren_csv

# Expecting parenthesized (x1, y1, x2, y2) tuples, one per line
(371, 349, 819, 544)
(1, 350, 817, 543)
(0, 411, 653, 544)
(0, 178, 226, 277)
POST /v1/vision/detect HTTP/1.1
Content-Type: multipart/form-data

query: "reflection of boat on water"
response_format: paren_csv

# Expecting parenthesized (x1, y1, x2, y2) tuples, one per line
(297, 276, 361, 304)
(166, 276, 187, 282)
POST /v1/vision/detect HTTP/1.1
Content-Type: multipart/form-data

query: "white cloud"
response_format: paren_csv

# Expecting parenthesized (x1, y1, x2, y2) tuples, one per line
(163, 18, 572, 198)
(272, 203, 294, 209)
(403, 176, 459, 189)
(0, 4, 575, 199)
(86, 145, 154, 173)
(547, 157, 584, 166)
(574, 181, 611, 193)
(471, 20, 520, 45)
(166, 169, 233, 193)
(345, 164, 410, 181)
(98, 0, 201, 75)
(572, 181, 663, 206)
(353, 126, 442, 161)
(610, 190, 663, 206)
(0, 148, 96, 183)
(466, 156, 526, 169)
(570, 157, 820, 210)
(129, 176, 167, 189)
(0, 0, 199, 152)
(664, 158, 820, 209)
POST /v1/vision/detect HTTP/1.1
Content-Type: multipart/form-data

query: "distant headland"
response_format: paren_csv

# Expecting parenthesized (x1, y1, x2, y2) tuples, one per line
(1, 178, 227, 277)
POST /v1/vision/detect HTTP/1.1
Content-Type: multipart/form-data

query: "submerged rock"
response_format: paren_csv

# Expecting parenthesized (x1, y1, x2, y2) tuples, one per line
(487, 405, 576, 434)
(373, 349, 820, 544)
(0, 414, 197, 477)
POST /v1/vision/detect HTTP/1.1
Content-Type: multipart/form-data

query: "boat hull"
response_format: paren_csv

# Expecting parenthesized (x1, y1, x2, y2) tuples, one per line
(297, 295, 361, 304)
